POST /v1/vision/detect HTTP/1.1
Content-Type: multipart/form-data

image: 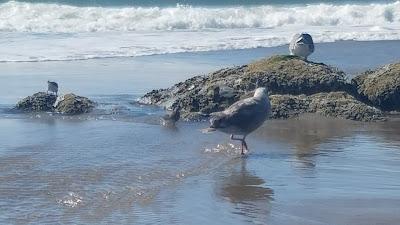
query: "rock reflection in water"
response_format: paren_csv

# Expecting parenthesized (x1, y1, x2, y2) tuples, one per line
(256, 114, 357, 168)
(216, 159, 273, 223)
(372, 118, 400, 148)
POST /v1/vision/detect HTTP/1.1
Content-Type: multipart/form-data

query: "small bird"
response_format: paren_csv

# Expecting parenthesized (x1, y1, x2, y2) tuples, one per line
(207, 87, 271, 155)
(160, 107, 181, 127)
(47, 81, 58, 96)
(289, 33, 314, 60)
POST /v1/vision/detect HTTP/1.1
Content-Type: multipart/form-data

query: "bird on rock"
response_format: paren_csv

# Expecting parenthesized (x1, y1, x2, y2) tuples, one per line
(289, 33, 314, 60)
(47, 81, 59, 96)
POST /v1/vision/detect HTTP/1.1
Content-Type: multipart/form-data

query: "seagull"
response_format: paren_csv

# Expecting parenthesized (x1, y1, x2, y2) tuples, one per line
(207, 87, 271, 155)
(160, 107, 180, 127)
(289, 33, 314, 60)
(47, 81, 58, 96)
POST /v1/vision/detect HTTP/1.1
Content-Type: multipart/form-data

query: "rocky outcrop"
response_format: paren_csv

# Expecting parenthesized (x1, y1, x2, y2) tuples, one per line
(15, 92, 56, 112)
(55, 93, 95, 115)
(352, 63, 400, 111)
(177, 92, 384, 122)
(15, 92, 95, 115)
(140, 55, 383, 122)
(256, 92, 384, 122)
(141, 56, 350, 111)
(308, 92, 384, 121)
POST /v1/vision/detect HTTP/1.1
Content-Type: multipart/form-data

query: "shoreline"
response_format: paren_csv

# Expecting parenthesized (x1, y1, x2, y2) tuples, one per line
(2, 40, 400, 69)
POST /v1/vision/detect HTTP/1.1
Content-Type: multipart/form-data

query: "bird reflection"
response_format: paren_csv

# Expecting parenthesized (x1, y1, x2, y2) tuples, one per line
(216, 159, 273, 222)
(372, 119, 400, 148)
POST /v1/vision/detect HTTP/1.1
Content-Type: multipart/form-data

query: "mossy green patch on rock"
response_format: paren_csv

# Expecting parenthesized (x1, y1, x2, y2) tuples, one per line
(243, 55, 350, 95)
(246, 55, 303, 73)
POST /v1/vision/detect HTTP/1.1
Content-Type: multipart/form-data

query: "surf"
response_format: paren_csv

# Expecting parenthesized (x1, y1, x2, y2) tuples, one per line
(1, 1, 400, 62)
(0, 1, 399, 32)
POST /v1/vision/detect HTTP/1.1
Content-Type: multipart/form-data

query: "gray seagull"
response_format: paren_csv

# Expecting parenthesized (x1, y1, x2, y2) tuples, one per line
(160, 107, 180, 127)
(289, 33, 314, 60)
(207, 87, 271, 155)
(47, 81, 59, 96)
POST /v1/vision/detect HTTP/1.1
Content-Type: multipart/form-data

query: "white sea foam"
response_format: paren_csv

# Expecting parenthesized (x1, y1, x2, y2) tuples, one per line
(1, 1, 399, 32)
(1, 1, 400, 62)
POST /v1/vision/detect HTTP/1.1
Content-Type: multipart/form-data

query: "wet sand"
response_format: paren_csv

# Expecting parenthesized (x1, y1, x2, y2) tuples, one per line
(1, 41, 400, 224)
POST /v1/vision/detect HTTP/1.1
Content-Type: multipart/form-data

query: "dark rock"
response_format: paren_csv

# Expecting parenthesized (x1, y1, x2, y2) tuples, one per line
(308, 92, 385, 122)
(140, 55, 349, 115)
(15, 92, 56, 112)
(140, 55, 384, 122)
(180, 111, 209, 122)
(270, 92, 384, 122)
(270, 94, 310, 119)
(55, 93, 95, 115)
(352, 63, 400, 111)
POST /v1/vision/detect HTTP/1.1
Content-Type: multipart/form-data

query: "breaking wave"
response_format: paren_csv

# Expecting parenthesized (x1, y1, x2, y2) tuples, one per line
(0, 1, 399, 32)
(1, 1, 400, 62)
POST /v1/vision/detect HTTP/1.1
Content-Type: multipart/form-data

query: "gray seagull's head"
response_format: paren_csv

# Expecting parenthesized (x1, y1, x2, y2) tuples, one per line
(253, 87, 268, 98)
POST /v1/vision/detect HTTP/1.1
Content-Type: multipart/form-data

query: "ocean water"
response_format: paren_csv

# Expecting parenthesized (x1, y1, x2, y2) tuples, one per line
(2, 1, 400, 224)
(0, 0, 400, 61)
(1, 0, 396, 7)
(1, 42, 400, 224)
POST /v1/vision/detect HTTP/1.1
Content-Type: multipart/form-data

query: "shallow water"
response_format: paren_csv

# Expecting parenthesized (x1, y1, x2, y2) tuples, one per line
(1, 114, 400, 225)
(1, 42, 400, 224)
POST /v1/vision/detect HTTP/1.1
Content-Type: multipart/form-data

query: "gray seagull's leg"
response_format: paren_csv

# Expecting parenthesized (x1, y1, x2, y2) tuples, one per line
(231, 134, 248, 155)
(242, 135, 248, 155)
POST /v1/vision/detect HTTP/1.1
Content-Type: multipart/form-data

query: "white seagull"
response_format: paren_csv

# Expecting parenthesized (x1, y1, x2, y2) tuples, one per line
(289, 33, 314, 60)
(207, 87, 271, 155)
